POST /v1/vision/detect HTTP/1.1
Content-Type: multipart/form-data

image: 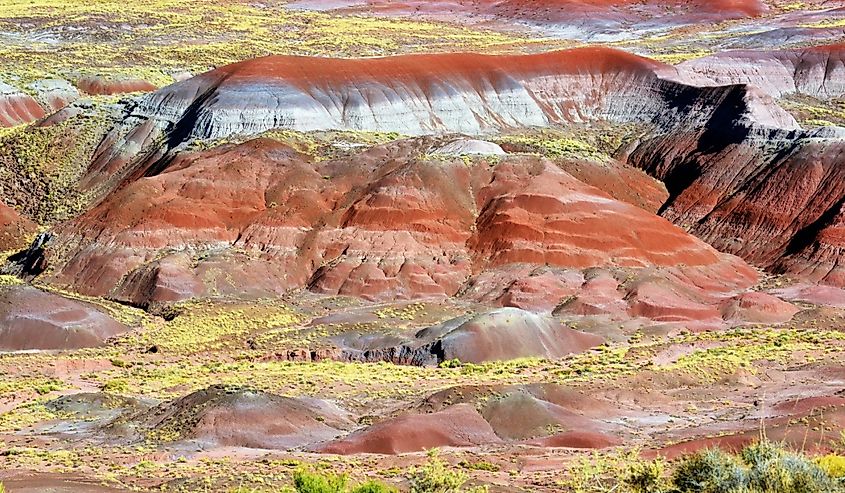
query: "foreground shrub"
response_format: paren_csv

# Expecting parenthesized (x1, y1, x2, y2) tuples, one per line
(816, 454, 845, 479)
(624, 458, 668, 493)
(673, 441, 842, 493)
(294, 470, 347, 493)
(349, 480, 399, 493)
(408, 449, 488, 493)
(743, 442, 839, 493)
(561, 441, 844, 493)
(292, 470, 396, 493)
(673, 449, 747, 493)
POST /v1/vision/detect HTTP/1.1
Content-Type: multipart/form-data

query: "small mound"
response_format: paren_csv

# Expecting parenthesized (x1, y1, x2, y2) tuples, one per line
(525, 430, 622, 449)
(432, 139, 506, 156)
(318, 404, 501, 455)
(75, 75, 157, 95)
(419, 383, 618, 442)
(625, 278, 722, 326)
(771, 284, 845, 308)
(417, 308, 604, 363)
(47, 392, 149, 420)
(0, 286, 129, 350)
(131, 385, 352, 450)
(720, 292, 799, 324)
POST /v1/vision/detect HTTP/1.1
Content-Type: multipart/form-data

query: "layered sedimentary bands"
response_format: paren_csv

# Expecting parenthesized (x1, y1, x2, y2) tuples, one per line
(15, 46, 845, 327)
(35, 45, 845, 304)
(629, 119, 845, 285)
(677, 43, 845, 98)
(0, 81, 45, 127)
(127, 47, 796, 143)
(75, 76, 157, 96)
(42, 135, 766, 333)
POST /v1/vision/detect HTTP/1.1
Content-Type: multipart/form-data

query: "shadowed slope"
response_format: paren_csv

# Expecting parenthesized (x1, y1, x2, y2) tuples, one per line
(629, 123, 845, 286)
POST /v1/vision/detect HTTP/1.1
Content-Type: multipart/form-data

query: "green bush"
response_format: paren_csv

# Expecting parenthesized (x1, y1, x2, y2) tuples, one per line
(101, 378, 129, 394)
(624, 458, 667, 493)
(349, 481, 398, 493)
(744, 443, 839, 493)
(673, 449, 747, 493)
(458, 460, 500, 472)
(408, 449, 488, 493)
(294, 470, 348, 493)
(292, 470, 395, 493)
(816, 455, 845, 479)
(672, 441, 842, 493)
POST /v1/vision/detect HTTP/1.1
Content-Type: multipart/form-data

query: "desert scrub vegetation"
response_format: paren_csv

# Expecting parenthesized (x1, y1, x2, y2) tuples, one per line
(495, 135, 607, 162)
(225, 469, 396, 493)
(562, 441, 845, 493)
(291, 469, 397, 493)
(652, 328, 845, 383)
(408, 449, 488, 493)
(493, 125, 643, 163)
(191, 130, 405, 162)
(780, 96, 845, 127)
(89, 356, 539, 402)
(0, 112, 108, 223)
(118, 299, 302, 352)
(0, 0, 561, 88)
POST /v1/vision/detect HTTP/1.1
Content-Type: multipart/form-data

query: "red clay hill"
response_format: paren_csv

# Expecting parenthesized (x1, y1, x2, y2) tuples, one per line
(13, 47, 830, 328)
(37, 135, 764, 336)
(124, 47, 794, 149)
(11, 46, 842, 323)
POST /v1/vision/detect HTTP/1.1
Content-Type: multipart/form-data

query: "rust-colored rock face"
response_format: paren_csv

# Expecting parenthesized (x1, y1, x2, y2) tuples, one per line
(629, 125, 845, 287)
(0, 201, 36, 251)
(468, 159, 719, 269)
(45, 136, 757, 309)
